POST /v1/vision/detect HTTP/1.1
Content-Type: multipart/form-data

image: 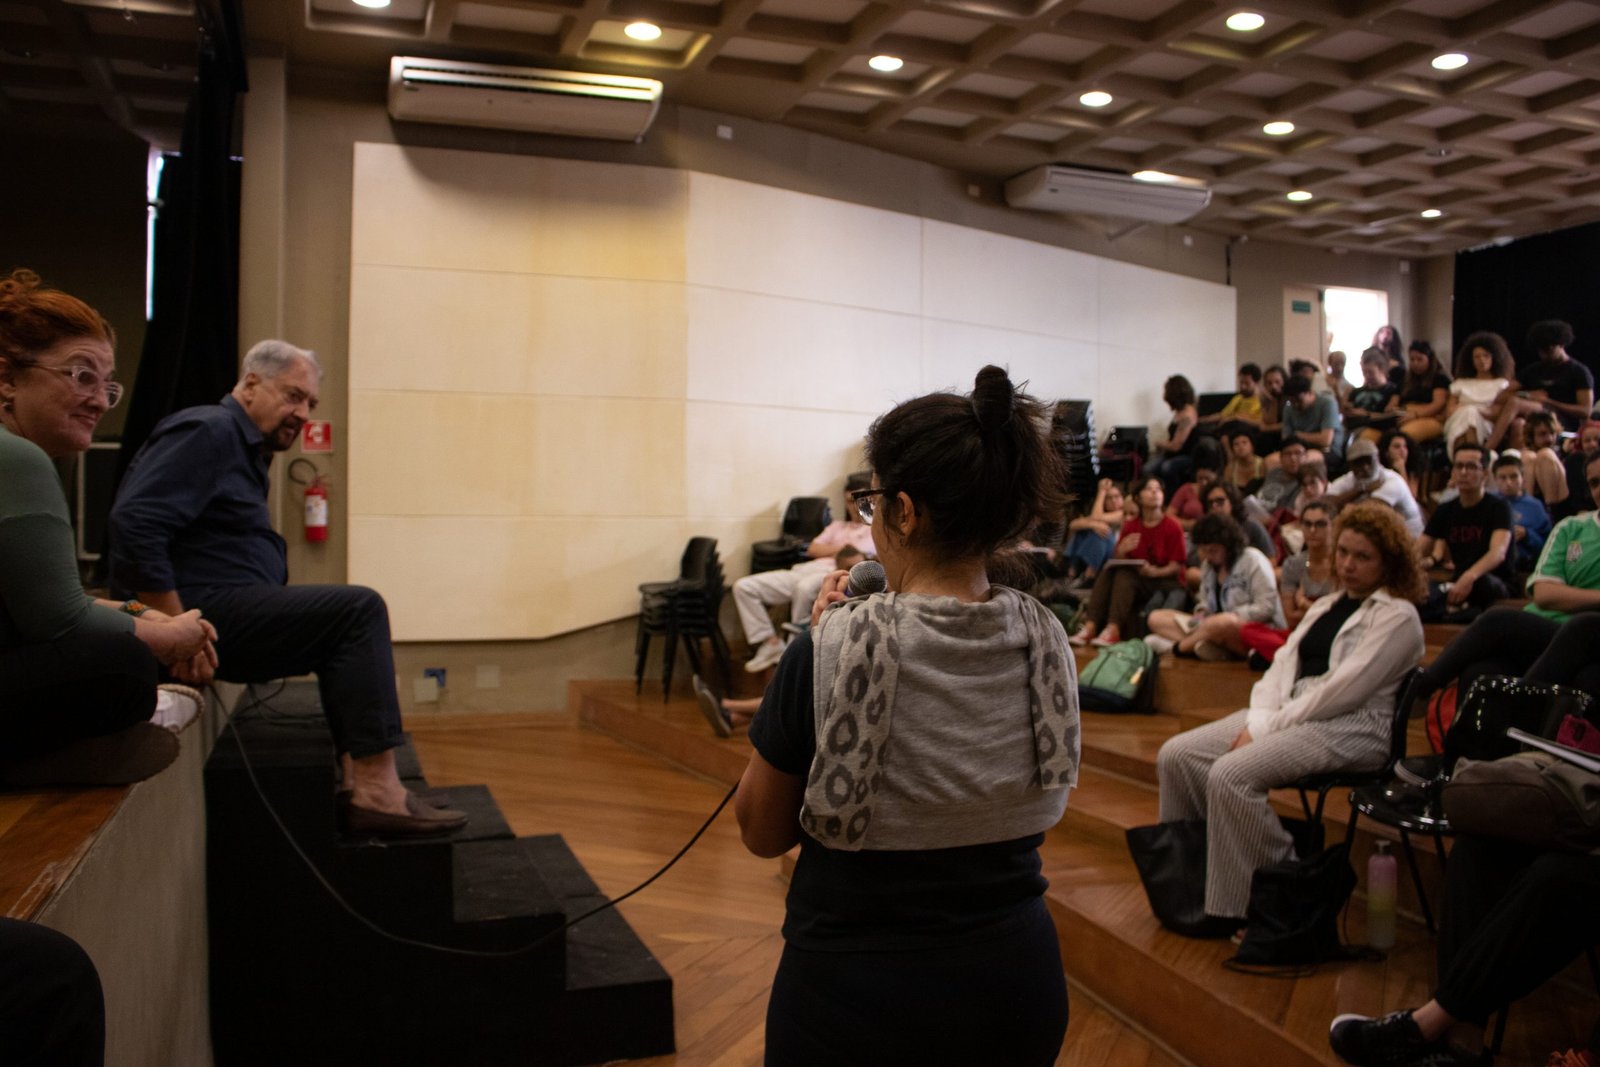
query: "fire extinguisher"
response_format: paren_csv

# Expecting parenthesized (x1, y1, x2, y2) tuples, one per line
(289, 458, 328, 543)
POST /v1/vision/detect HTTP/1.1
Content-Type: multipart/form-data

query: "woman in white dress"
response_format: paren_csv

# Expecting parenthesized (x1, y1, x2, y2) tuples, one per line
(1442, 331, 1513, 455)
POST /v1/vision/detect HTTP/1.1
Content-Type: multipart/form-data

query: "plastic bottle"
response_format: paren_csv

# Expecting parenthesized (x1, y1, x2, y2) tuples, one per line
(1367, 840, 1397, 951)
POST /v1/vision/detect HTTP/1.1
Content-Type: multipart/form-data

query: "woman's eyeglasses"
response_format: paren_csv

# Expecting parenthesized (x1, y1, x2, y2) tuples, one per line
(849, 487, 886, 525)
(40, 364, 124, 408)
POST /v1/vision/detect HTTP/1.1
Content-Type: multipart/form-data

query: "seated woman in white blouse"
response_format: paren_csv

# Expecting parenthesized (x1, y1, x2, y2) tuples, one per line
(1442, 331, 1513, 455)
(1154, 502, 1425, 930)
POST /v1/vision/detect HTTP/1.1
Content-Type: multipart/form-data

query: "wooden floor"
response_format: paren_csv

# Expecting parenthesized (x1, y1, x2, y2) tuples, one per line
(408, 711, 1189, 1067)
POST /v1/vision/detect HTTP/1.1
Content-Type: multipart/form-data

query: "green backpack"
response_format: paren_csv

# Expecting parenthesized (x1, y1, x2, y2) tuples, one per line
(1078, 639, 1158, 714)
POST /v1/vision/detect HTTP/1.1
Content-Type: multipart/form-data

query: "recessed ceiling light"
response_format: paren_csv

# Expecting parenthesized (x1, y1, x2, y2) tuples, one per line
(1431, 53, 1469, 71)
(1420, 208, 1444, 218)
(867, 54, 904, 72)
(1286, 190, 1313, 201)
(1263, 120, 1295, 136)
(1079, 90, 1113, 108)
(352, 0, 391, 7)
(1226, 12, 1265, 32)
(624, 21, 663, 41)
(1132, 170, 1180, 183)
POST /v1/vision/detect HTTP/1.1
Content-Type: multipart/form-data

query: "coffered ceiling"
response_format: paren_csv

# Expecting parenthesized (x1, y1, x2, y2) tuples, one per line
(9, 0, 1600, 257)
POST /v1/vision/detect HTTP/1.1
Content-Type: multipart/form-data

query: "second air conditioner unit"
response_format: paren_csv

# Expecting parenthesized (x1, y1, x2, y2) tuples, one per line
(1005, 165, 1211, 224)
(387, 56, 664, 142)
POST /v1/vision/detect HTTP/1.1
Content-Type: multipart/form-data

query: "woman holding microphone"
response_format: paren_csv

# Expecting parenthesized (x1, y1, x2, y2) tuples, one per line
(735, 365, 1079, 1066)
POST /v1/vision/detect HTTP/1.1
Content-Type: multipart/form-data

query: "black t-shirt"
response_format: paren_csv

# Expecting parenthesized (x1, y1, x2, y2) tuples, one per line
(748, 632, 1049, 952)
(1296, 594, 1362, 681)
(1348, 382, 1398, 416)
(1424, 494, 1514, 583)
(1399, 371, 1450, 406)
(1518, 358, 1595, 430)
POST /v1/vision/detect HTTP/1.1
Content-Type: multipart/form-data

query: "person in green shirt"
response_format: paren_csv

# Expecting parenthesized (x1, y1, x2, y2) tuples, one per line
(0, 269, 215, 785)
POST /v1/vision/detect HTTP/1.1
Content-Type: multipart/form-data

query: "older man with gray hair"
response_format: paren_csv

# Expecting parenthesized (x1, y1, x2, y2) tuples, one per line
(109, 340, 465, 837)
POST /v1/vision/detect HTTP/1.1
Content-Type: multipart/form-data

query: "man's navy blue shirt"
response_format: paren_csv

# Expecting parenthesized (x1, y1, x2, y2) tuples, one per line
(109, 396, 288, 598)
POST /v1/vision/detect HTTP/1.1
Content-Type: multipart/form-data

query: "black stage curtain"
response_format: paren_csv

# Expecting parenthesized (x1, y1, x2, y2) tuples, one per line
(115, 0, 247, 484)
(1452, 221, 1600, 379)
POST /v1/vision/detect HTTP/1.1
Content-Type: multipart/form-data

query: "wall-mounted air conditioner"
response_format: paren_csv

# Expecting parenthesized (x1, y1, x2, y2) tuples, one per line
(387, 57, 663, 142)
(1005, 165, 1211, 224)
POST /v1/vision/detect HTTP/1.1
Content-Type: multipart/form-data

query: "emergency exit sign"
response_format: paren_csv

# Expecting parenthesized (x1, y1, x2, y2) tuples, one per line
(1291, 300, 1313, 314)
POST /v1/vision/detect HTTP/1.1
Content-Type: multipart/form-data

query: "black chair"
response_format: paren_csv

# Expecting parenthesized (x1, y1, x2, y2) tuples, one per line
(1287, 666, 1425, 829)
(749, 496, 833, 574)
(635, 538, 733, 700)
(1344, 675, 1595, 932)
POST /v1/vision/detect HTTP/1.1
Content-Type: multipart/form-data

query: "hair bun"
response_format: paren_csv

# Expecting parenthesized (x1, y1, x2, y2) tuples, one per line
(971, 364, 1015, 432)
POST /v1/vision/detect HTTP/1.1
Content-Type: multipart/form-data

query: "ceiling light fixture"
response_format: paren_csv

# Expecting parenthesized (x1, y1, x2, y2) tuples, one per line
(1079, 90, 1113, 108)
(352, 0, 392, 8)
(868, 54, 904, 72)
(1132, 170, 1181, 183)
(1420, 208, 1443, 218)
(1263, 120, 1295, 136)
(1226, 12, 1265, 32)
(624, 21, 664, 41)
(1286, 190, 1313, 201)
(1431, 53, 1469, 71)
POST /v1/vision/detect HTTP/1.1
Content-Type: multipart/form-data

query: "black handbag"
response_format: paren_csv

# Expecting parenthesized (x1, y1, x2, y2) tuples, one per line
(1124, 821, 1234, 939)
(1227, 843, 1357, 974)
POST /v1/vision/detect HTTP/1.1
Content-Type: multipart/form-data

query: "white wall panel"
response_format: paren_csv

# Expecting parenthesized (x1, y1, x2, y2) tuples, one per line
(686, 172, 921, 313)
(1099, 258, 1236, 391)
(683, 402, 871, 524)
(350, 265, 686, 397)
(351, 142, 686, 279)
(686, 286, 918, 413)
(920, 320, 1100, 403)
(921, 220, 1099, 338)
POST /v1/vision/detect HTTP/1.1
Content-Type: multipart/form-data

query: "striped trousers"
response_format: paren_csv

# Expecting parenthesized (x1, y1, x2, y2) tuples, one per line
(1155, 692, 1388, 918)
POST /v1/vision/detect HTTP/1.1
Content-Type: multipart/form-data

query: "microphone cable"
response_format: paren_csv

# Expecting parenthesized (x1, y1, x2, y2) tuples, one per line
(226, 683, 738, 959)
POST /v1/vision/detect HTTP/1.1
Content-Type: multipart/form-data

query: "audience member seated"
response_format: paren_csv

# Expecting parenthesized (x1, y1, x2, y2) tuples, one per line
(1522, 410, 1572, 512)
(1296, 461, 1329, 514)
(1442, 331, 1513, 455)
(1222, 429, 1264, 495)
(1166, 464, 1217, 532)
(1415, 452, 1600, 702)
(1373, 324, 1407, 387)
(731, 488, 876, 673)
(1379, 428, 1421, 500)
(0, 918, 105, 1065)
(1155, 503, 1424, 930)
(1246, 438, 1307, 523)
(1340, 348, 1400, 442)
(1147, 375, 1202, 495)
(1558, 420, 1600, 520)
(1280, 501, 1337, 630)
(1200, 481, 1276, 563)
(1201, 363, 1263, 432)
(1256, 365, 1287, 455)
(109, 340, 466, 837)
(1070, 475, 1185, 648)
(1387, 340, 1450, 444)
(1417, 442, 1514, 614)
(1486, 319, 1594, 450)
(1329, 832, 1600, 1067)
(0, 269, 215, 787)
(1145, 513, 1283, 661)
(1290, 358, 1333, 399)
(1325, 350, 1351, 408)
(1061, 479, 1125, 581)
(735, 365, 1075, 1067)
(1280, 374, 1343, 462)
(1325, 439, 1424, 537)
(1492, 453, 1551, 572)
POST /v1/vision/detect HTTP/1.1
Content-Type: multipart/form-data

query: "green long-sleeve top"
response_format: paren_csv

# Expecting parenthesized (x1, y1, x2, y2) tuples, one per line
(0, 425, 133, 651)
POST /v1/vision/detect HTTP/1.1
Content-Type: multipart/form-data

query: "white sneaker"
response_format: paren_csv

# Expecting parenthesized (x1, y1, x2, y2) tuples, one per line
(744, 639, 785, 673)
(1143, 634, 1175, 655)
(152, 684, 203, 733)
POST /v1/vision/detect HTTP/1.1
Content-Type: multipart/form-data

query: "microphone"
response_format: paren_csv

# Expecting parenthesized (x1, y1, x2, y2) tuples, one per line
(845, 559, 888, 598)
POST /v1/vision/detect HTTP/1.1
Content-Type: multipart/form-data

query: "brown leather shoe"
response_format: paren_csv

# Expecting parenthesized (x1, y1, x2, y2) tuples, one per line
(340, 791, 467, 838)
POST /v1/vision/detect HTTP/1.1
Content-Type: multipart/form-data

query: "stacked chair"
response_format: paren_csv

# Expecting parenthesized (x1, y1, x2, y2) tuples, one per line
(635, 537, 732, 701)
(749, 496, 831, 574)
(1053, 400, 1097, 508)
